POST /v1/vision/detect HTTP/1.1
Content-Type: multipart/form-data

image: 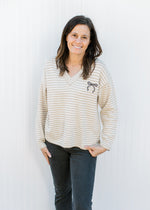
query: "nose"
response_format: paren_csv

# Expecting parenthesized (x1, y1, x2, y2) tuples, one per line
(76, 37, 82, 43)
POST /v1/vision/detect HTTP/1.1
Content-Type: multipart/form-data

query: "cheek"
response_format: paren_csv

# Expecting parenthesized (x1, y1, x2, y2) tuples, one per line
(67, 36, 74, 43)
(68, 40, 74, 48)
(84, 41, 90, 48)
(66, 38, 72, 48)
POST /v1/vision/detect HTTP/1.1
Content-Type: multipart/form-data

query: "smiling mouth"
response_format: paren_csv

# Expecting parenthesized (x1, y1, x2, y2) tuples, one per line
(73, 45, 82, 49)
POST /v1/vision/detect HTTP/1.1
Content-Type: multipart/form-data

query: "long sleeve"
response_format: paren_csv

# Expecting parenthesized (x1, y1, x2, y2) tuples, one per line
(35, 65, 48, 149)
(98, 67, 118, 151)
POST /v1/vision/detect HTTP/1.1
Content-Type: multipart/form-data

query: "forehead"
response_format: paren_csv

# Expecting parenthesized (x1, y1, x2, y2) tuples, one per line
(70, 24, 90, 35)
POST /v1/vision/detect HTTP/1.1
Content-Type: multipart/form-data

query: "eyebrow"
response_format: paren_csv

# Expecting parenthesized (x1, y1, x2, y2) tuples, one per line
(71, 32, 89, 37)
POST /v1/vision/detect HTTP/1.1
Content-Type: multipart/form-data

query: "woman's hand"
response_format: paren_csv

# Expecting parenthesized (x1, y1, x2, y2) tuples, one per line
(41, 147, 52, 165)
(84, 145, 108, 157)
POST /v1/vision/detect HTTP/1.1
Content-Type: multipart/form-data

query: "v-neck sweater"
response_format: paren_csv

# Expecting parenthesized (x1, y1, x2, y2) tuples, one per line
(35, 58, 118, 151)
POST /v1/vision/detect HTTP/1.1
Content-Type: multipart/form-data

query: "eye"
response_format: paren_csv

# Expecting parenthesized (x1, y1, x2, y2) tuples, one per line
(82, 37, 87, 39)
(72, 34, 77, 37)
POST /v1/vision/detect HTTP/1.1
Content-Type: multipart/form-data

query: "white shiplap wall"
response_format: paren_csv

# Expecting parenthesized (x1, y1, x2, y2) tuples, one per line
(0, 0, 150, 210)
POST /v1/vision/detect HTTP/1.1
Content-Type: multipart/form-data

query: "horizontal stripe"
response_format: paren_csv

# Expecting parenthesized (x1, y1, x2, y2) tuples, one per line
(35, 58, 118, 151)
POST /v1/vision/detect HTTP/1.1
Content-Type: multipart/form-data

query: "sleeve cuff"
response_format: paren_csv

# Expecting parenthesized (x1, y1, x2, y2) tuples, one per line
(100, 142, 111, 151)
(38, 141, 47, 150)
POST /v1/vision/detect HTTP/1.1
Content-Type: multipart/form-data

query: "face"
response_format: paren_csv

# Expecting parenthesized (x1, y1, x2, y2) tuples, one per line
(66, 24, 91, 56)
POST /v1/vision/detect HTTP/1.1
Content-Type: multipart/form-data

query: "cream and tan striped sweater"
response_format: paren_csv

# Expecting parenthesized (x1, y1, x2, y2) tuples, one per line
(35, 58, 118, 151)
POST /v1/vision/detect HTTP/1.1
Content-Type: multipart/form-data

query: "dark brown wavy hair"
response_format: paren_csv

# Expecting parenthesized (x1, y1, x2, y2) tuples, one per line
(55, 15, 103, 80)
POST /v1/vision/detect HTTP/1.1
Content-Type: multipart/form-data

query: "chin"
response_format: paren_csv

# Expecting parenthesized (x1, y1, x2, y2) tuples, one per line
(69, 49, 84, 55)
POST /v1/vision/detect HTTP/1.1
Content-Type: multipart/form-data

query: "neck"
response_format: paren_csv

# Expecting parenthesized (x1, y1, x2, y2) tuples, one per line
(66, 54, 83, 66)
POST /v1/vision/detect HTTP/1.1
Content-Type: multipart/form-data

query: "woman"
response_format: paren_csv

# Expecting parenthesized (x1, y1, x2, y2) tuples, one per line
(35, 15, 118, 210)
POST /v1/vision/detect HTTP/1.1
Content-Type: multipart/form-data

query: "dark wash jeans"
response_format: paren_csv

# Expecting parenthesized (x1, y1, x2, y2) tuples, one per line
(45, 139, 97, 210)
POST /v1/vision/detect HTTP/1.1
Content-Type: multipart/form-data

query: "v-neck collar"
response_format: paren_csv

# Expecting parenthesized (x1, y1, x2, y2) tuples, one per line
(64, 68, 83, 85)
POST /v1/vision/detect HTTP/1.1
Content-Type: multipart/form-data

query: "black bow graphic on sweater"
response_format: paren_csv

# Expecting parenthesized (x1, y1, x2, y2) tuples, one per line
(87, 81, 98, 93)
